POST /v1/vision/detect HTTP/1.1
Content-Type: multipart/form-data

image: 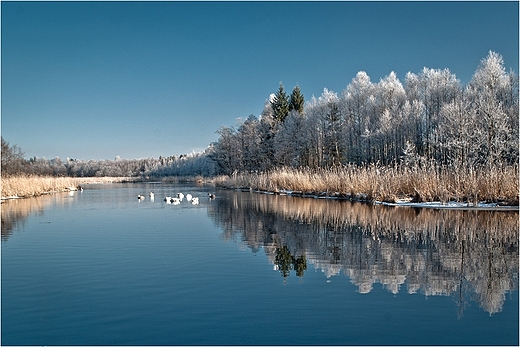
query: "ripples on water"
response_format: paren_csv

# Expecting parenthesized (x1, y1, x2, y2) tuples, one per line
(1, 183, 518, 345)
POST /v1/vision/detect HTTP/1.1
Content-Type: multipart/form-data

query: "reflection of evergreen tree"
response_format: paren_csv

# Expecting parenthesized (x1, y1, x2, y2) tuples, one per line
(275, 245, 294, 280)
(294, 254, 307, 278)
(274, 245, 308, 282)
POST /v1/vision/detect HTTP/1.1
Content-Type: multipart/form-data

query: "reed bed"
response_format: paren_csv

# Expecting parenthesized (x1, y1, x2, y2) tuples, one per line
(216, 164, 519, 205)
(0, 175, 133, 199)
(1, 175, 80, 198)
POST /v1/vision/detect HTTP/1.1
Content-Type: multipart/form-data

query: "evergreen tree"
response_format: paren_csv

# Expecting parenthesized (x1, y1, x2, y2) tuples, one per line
(289, 85, 305, 114)
(270, 83, 290, 123)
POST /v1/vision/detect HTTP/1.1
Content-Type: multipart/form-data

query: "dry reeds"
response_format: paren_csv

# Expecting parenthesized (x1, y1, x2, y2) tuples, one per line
(216, 164, 519, 205)
(1, 175, 80, 199)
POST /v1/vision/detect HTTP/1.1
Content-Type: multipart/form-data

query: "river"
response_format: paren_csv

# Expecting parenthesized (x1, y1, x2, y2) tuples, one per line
(1, 182, 518, 345)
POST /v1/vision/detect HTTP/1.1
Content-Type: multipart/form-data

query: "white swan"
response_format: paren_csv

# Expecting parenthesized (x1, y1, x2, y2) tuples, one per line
(191, 197, 199, 205)
(137, 195, 145, 200)
(177, 193, 184, 200)
(149, 192, 155, 198)
(186, 193, 193, 201)
(164, 196, 172, 204)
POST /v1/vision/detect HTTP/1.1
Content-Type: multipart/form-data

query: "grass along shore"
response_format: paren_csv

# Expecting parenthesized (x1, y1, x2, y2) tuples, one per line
(215, 165, 519, 206)
(0, 175, 131, 199)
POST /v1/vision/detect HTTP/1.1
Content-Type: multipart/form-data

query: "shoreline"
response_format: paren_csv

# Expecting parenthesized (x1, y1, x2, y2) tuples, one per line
(214, 166, 519, 210)
(220, 187, 518, 211)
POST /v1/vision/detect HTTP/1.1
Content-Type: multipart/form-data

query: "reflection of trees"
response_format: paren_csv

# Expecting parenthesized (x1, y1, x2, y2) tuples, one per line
(208, 190, 518, 315)
(274, 245, 307, 283)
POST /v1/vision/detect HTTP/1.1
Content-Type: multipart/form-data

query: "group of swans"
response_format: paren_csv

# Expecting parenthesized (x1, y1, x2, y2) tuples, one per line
(139, 192, 214, 205)
(164, 193, 199, 205)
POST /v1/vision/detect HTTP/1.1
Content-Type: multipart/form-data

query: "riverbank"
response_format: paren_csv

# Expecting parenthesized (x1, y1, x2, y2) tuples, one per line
(214, 166, 519, 207)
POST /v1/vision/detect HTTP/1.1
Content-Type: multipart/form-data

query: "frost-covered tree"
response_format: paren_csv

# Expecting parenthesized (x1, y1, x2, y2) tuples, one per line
(372, 72, 407, 164)
(341, 71, 374, 164)
(317, 88, 344, 166)
(405, 67, 461, 158)
(237, 114, 261, 172)
(274, 110, 306, 167)
(466, 51, 517, 167)
(302, 96, 325, 168)
(213, 126, 240, 174)
(436, 94, 480, 167)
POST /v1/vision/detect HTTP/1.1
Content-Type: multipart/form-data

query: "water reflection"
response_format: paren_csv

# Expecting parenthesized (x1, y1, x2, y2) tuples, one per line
(1, 192, 76, 241)
(208, 190, 519, 316)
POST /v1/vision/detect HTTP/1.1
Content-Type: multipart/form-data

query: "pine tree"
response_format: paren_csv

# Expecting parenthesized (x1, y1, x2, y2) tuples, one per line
(289, 85, 305, 114)
(270, 83, 290, 123)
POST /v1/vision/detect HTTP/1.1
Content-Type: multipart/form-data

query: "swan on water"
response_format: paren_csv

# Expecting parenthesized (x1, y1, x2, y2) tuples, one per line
(177, 193, 184, 200)
(164, 196, 172, 203)
(149, 192, 155, 198)
(191, 197, 199, 205)
(138, 195, 145, 200)
(186, 193, 193, 201)
(171, 197, 181, 205)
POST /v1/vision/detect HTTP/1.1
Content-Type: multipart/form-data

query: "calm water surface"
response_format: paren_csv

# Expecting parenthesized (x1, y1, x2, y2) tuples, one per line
(2, 183, 518, 346)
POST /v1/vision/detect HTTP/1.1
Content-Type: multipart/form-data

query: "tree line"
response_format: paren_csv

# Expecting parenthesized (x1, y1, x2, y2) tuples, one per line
(211, 51, 518, 174)
(1, 137, 216, 177)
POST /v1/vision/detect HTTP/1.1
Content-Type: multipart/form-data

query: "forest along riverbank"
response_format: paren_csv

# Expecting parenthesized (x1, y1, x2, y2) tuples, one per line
(215, 165, 519, 208)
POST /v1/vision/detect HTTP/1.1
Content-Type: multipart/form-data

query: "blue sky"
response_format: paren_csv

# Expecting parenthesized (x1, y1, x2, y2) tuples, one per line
(2, 1, 518, 160)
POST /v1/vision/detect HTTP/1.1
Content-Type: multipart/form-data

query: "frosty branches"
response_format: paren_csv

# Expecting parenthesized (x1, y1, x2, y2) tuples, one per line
(212, 51, 518, 174)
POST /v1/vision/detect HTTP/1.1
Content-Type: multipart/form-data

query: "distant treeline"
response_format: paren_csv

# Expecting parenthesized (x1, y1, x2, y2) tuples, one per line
(2, 51, 518, 178)
(1, 138, 217, 177)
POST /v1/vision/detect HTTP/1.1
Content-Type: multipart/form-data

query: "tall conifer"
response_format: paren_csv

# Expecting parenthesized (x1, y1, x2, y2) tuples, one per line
(271, 83, 290, 123)
(289, 85, 305, 114)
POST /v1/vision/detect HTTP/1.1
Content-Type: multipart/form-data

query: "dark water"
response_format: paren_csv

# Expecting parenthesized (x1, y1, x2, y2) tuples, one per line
(1, 183, 518, 346)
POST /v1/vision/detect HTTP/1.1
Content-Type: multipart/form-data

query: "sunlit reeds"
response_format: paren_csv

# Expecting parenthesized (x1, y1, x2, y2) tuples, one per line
(0, 175, 133, 199)
(216, 164, 519, 205)
(1, 175, 80, 198)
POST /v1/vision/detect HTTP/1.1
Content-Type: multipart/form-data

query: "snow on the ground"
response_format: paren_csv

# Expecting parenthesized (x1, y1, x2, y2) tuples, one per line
(275, 189, 518, 210)
(377, 200, 517, 210)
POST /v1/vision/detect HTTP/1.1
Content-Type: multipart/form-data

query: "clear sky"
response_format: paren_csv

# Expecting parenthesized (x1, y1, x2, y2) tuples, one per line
(2, 1, 518, 160)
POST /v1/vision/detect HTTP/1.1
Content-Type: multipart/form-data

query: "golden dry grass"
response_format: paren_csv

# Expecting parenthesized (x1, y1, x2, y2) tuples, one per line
(216, 164, 519, 205)
(0, 175, 132, 199)
(1, 175, 80, 198)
